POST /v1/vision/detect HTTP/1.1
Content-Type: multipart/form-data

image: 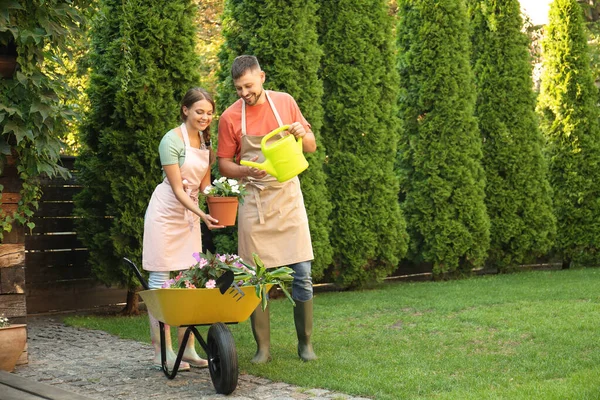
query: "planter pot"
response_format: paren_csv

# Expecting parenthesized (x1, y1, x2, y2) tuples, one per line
(0, 324, 27, 372)
(0, 55, 17, 78)
(206, 196, 239, 226)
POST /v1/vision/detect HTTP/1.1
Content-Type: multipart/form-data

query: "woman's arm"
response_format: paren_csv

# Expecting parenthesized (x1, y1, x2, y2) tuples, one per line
(163, 164, 223, 229)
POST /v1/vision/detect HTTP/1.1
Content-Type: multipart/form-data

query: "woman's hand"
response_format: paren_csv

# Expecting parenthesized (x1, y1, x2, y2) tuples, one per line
(202, 213, 225, 230)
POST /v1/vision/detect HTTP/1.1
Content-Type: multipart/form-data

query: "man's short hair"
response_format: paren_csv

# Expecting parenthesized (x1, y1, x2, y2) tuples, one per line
(231, 55, 261, 80)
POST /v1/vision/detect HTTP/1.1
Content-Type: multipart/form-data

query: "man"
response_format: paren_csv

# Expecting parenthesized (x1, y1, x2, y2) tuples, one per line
(217, 55, 317, 362)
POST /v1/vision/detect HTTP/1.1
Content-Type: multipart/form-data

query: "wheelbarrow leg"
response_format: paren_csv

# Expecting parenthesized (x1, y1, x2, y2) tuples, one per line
(159, 322, 190, 379)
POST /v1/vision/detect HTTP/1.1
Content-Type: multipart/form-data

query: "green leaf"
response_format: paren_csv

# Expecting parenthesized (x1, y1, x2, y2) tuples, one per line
(2, 121, 27, 143)
(0, 105, 22, 118)
(15, 71, 27, 86)
(0, 138, 10, 155)
(0, 0, 23, 10)
(30, 101, 52, 122)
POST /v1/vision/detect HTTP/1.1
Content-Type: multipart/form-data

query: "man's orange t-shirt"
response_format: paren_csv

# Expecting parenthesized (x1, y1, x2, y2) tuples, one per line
(217, 90, 311, 160)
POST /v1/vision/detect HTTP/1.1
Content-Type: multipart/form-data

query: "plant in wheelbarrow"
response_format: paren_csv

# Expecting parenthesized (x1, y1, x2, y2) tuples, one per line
(163, 251, 296, 310)
(136, 251, 294, 395)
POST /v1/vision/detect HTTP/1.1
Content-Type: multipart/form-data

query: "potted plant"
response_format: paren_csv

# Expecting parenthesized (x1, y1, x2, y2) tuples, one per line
(203, 177, 247, 226)
(163, 251, 295, 311)
(0, 37, 18, 79)
(0, 314, 27, 372)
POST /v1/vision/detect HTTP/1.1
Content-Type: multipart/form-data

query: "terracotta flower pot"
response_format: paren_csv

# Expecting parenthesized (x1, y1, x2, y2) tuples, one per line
(206, 196, 239, 226)
(0, 324, 27, 372)
(0, 55, 17, 79)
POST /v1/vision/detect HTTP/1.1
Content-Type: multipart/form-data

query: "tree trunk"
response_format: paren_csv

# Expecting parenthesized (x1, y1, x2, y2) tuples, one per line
(562, 258, 571, 270)
(121, 288, 140, 316)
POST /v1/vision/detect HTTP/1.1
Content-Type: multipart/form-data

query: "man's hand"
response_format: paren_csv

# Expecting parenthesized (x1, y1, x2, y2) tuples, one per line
(244, 155, 267, 179)
(288, 122, 307, 139)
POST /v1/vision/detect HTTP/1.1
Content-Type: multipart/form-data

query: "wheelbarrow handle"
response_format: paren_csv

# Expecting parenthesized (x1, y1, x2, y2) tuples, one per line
(123, 257, 150, 290)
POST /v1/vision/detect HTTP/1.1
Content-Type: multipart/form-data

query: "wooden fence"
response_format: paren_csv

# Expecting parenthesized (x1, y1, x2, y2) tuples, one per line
(24, 156, 127, 314)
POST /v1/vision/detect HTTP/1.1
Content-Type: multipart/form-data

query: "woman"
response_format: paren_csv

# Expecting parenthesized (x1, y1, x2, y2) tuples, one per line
(143, 87, 223, 370)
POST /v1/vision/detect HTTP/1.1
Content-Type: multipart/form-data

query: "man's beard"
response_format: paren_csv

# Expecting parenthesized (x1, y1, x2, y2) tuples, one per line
(244, 89, 264, 106)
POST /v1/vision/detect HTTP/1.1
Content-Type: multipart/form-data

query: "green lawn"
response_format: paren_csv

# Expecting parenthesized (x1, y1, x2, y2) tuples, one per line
(64, 268, 600, 399)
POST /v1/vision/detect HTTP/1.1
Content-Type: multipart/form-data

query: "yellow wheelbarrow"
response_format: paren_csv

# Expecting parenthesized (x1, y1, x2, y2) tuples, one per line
(124, 258, 270, 395)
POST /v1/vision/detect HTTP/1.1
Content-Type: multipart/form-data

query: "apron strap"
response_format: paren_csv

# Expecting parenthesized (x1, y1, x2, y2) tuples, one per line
(180, 123, 191, 147)
(265, 91, 284, 127)
(179, 123, 197, 230)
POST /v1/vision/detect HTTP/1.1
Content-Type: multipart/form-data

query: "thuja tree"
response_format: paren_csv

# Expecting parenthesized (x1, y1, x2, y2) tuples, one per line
(0, 1, 89, 240)
(217, 0, 333, 280)
(75, 0, 200, 311)
(468, 0, 556, 270)
(537, 0, 600, 267)
(319, 0, 408, 288)
(397, 0, 490, 276)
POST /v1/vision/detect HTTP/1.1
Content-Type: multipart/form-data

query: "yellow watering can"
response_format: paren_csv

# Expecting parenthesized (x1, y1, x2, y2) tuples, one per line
(240, 125, 309, 182)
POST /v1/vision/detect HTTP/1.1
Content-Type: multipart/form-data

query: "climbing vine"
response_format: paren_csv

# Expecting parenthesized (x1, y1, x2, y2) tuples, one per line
(0, 0, 89, 241)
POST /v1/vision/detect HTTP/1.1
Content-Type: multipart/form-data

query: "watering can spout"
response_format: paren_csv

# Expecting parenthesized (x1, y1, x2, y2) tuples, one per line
(240, 159, 277, 178)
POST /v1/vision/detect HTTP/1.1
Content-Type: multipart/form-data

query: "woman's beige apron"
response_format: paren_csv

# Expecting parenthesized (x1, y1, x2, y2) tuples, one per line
(143, 123, 210, 272)
(238, 91, 313, 268)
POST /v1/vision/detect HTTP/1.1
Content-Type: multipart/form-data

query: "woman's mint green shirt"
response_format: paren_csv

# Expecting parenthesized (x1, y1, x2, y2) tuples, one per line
(158, 130, 186, 178)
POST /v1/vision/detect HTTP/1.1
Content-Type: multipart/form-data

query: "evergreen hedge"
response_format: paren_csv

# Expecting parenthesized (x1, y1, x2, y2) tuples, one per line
(397, 0, 490, 276)
(537, 0, 600, 267)
(74, 0, 201, 290)
(319, 0, 407, 287)
(217, 0, 333, 280)
(468, 0, 556, 270)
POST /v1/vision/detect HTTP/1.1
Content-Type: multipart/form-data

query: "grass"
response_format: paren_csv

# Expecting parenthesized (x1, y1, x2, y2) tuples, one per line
(64, 268, 600, 399)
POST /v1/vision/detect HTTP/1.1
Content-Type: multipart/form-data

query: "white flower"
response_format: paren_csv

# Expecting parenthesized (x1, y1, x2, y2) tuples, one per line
(227, 179, 238, 186)
(232, 188, 240, 194)
(218, 176, 227, 183)
(203, 186, 213, 195)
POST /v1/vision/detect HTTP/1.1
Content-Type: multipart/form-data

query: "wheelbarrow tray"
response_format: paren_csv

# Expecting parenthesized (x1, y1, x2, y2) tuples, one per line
(139, 285, 270, 326)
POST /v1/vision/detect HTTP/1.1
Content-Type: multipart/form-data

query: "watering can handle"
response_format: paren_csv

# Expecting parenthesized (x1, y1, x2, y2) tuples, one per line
(261, 125, 291, 149)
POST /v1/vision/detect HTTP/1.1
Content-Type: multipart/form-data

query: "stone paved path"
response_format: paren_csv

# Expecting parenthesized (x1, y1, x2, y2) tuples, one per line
(13, 316, 370, 400)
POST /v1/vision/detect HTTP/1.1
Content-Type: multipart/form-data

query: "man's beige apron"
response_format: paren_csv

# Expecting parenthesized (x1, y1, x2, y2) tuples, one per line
(143, 123, 210, 272)
(238, 91, 313, 268)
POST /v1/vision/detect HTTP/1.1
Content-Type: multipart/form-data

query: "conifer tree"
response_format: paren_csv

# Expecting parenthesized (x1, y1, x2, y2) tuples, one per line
(468, 0, 556, 270)
(217, 0, 333, 280)
(537, 0, 600, 267)
(75, 0, 201, 302)
(397, 0, 490, 276)
(319, 0, 408, 287)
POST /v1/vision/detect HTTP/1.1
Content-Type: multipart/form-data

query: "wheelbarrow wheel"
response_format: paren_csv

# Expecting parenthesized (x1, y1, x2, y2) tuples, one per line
(207, 322, 238, 395)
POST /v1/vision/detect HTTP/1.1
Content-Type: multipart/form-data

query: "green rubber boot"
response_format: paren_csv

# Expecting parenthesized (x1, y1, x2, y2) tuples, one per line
(250, 304, 271, 363)
(293, 298, 317, 361)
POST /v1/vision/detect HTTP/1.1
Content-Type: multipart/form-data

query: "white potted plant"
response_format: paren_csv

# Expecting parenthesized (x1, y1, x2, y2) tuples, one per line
(203, 177, 248, 226)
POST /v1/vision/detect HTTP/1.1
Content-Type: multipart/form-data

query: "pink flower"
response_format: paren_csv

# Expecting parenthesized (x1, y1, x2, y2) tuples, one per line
(205, 279, 216, 289)
(218, 255, 227, 263)
(185, 281, 196, 289)
(198, 259, 208, 269)
(175, 271, 183, 280)
(192, 252, 202, 263)
(161, 279, 175, 288)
